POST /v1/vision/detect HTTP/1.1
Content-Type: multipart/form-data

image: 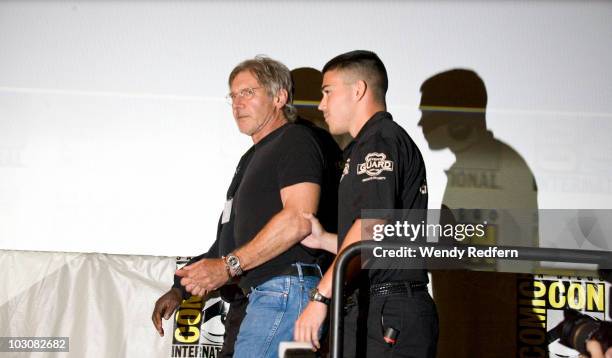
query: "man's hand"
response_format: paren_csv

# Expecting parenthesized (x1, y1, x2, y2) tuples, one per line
(300, 213, 326, 250)
(294, 301, 328, 350)
(151, 288, 182, 337)
(300, 212, 338, 254)
(175, 258, 229, 296)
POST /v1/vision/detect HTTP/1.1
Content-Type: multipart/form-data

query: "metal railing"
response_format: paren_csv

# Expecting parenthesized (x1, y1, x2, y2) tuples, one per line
(329, 241, 612, 358)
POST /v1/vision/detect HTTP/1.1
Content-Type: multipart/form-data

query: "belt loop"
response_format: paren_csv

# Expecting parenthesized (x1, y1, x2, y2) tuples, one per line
(404, 282, 414, 298)
(315, 264, 323, 277)
(294, 263, 304, 282)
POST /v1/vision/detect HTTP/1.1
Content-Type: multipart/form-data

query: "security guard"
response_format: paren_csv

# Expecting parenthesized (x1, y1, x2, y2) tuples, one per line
(295, 50, 438, 357)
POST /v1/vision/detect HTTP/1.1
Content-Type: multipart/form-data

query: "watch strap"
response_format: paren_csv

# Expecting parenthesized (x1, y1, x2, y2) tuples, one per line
(309, 288, 331, 305)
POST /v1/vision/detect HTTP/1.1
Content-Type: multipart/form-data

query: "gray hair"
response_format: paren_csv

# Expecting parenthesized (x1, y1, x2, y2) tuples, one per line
(228, 55, 297, 122)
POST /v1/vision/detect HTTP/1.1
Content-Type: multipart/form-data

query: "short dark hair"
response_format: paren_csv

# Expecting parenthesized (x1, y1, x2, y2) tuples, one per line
(322, 50, 388, 105)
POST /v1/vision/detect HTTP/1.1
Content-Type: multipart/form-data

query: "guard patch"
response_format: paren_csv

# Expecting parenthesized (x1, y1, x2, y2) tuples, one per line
(357, 152, 394, 181)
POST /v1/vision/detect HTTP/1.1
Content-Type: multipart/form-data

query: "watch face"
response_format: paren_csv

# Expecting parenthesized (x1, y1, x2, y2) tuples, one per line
(309, 288, 318, 300)
(228, 256, 238, 267)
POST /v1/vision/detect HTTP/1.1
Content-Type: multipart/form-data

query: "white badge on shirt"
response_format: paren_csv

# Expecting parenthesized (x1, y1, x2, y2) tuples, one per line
(222, 198, 233, 224)
(356, 152, 394, 182)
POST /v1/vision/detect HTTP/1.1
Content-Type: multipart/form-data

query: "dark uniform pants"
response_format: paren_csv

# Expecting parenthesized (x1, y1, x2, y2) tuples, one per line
(343, 289, 439, 358)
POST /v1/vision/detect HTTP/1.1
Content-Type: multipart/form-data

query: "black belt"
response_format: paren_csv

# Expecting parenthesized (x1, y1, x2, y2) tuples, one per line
(369, 281, 427, 297)
(277, 264, 321, 278)
(241, 264, 321, 295)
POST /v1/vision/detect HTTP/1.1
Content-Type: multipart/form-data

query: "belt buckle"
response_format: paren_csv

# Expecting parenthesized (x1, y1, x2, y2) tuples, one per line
(293, 263, 321, 278)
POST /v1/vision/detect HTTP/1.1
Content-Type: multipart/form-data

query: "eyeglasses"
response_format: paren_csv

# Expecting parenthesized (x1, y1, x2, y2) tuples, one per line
(225, 87, 262, 104)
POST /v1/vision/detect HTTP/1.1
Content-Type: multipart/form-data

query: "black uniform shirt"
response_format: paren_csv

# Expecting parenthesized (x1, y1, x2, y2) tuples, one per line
(338, 111, 429, 284)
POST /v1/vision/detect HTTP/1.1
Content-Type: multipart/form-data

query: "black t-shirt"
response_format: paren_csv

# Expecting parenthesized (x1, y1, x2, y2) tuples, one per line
(338, 111, 429, 284)
(234, 122, 341, 289)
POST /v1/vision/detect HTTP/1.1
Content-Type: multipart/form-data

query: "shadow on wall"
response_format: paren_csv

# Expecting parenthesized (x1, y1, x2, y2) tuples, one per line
(419, 69, 540, 358)
(291, 67, 352, 149)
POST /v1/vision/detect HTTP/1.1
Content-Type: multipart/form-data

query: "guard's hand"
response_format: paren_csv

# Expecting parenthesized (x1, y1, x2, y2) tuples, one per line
(294, 300, 328, 351)
(175, 258, 229, 294)
(300, 213, 326, 250)
(151, 288, 182, 337)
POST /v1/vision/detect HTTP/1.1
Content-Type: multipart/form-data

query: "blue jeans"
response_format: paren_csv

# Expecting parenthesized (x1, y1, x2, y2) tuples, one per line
(233, 263, 321, 358)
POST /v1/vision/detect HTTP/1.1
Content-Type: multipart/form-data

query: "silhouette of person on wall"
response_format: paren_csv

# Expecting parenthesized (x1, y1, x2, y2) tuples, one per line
(419, 69, 539, 357)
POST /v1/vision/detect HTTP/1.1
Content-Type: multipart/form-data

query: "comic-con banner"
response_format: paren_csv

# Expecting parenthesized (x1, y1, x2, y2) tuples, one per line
(517, 275, 610, 358)
(171, 257, 229, 358)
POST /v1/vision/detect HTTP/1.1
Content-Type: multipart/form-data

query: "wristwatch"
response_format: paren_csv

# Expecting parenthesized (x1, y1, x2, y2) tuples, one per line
(224, 253, 243, 277)
(309, 288, 331, 306)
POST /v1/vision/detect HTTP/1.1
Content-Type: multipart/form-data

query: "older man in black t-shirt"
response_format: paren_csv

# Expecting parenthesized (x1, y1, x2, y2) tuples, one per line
(165, 56, 340, 358)
(294, 51, 438, 357)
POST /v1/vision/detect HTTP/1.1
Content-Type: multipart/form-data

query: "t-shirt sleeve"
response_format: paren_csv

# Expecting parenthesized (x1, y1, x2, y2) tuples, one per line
(277, 127, 324, 189)
(349, 135, 399, 215)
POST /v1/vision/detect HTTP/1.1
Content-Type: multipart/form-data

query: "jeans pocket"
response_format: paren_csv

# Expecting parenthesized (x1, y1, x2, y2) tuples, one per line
(251, 286, 288, 298)
(247, 282, 289, 313)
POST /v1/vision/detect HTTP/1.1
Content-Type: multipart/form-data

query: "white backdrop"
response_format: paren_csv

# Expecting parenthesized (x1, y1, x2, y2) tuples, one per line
(1, 1, 611, 256)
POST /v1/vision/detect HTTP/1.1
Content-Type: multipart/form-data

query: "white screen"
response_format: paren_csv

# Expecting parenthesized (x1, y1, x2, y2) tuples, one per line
(1, 1, 611, 255)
